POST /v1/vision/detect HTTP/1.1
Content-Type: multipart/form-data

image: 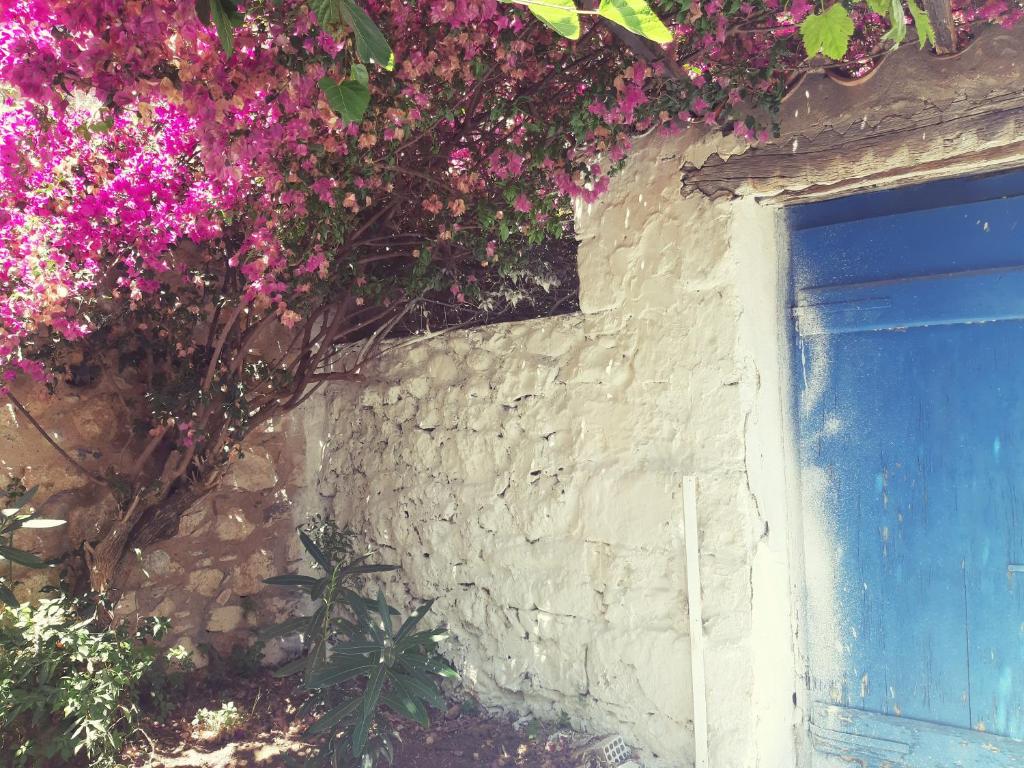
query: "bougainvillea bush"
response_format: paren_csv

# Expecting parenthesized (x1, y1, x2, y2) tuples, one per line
(1, 0, 1022, 590)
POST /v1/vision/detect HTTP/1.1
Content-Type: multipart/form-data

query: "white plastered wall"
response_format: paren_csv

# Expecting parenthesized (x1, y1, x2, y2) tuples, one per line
(308, 132, 801, 767)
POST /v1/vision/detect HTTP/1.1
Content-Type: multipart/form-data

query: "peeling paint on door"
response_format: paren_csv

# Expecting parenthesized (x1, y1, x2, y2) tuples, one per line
(789, 171, 1024, 767)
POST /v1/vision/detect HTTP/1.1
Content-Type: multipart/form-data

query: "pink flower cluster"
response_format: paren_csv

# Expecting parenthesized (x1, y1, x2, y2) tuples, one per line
(0, 100, 237, 377)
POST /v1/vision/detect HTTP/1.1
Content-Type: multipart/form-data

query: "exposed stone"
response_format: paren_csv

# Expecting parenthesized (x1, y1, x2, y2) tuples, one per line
(187, 568, 226, 597)
(222, 450, 278, 491)
(229, 550, 275, 595)
(141, 549, 181, 578)
(206, 605, 245, 632)
(115, 590, 138, 617)
(179, 500, 214, 536)
(215, 509, 255, 540)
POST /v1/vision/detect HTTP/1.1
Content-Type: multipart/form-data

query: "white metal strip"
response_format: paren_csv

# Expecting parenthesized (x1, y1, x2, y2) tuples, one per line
(683, 476, 709, 768)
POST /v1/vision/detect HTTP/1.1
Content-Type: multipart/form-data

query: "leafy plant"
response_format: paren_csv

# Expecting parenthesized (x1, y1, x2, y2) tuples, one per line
(141, 644, 196, 718)
(262, 531, 457, 767)
(192, 701, 246, 739)
(300, 514, 358, 569)
(0, 593, 167, 768)
(0, 486, 65, 607)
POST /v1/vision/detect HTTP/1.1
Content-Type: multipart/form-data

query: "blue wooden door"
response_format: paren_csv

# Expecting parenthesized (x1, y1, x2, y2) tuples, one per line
(789, 173, 1024, 767)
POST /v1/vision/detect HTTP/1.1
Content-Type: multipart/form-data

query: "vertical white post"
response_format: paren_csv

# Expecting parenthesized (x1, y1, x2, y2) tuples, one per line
(683, 476, 709, 768)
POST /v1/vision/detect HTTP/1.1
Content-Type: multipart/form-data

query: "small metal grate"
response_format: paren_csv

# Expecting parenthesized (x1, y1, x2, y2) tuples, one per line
(597, 735, 631, 766)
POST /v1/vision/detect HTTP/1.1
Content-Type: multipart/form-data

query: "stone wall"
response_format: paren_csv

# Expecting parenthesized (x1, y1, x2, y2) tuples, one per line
(0, 378, 311, 664)
(311, 136, 796, 767)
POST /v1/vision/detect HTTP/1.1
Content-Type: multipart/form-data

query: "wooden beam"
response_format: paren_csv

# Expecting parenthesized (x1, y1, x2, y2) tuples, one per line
(923, 0, 959, 55)
(680, 91, 1024, 204)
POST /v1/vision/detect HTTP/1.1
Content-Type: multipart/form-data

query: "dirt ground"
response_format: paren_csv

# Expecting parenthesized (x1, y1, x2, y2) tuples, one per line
(124, 671, 603, 768)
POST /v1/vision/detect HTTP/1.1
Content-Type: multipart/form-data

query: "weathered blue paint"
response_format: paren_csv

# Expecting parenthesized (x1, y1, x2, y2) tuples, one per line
(811, 703, 1024, 766)
(788, 171, 1024, 766)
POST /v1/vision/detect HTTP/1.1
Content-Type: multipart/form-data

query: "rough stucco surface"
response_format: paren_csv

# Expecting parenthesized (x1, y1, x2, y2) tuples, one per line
(313, 137, 790, 766)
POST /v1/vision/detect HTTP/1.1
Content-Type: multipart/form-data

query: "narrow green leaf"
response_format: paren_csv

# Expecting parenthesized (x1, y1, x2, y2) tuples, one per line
(800, 3, 855, 60)
(305, 657, 378, 689)
(18, 519, 65, 529)
(514, 0, 581, 39)
(390, 671, 444, 709)
(272, 657, 307, 678)
(906, 0, 934, 48)
(337, 561, 397, 581)
(0, 583, 18, 608)
(210, 0, 243, 55)
(328, 641, 384, 656)
(308, 696, 363, 734)
(598, 0, 672, 43)
(339, 0, 396, 70)
(0, 545, 46, 569)
(258, 617, 310, 641)
(865, 0, 889, 14)
(352, 663, 386, 755)
(380, 690, 429, 727)
(395, 599, 435, 642)
(881, 0, 908, 45)
(299, 531, 332, 571)
(376, 589, 392, 639)
(263, 574, 320, 588)
(196, 0, 212, 24)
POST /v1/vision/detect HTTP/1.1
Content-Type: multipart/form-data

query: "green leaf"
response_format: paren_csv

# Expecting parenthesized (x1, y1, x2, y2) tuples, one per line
(319, 75, 371, 123)
(352, 663, 386, 755)
(308, 696, 363, 734)
(258, 617, 310, 641)
(304, 656, 377, 688)
(381, 690, 429, 727)
(865, 0, 889, 14)
(339, 563, 399, 578)
(0, 545, 46, 569)
(0, 583, 18, 608)
(517, 0, 581, 39)
(298, 532, 332, 572)
(880, 0, 907, 44)
(395, 599, 435, 642)
(263, 574, 320, 588)
(18, 519, 65, 529)
(196, 0, 212, 25)
(209, 0, 244, 55)
(272, 657, 307, 678)
(339, 0, 396, 70)
(597, 0, 673, 43)
(906, 0, 934, 48)
(390, 671, 444, 709)
(800, 3, 855, 60)
(310, 0, 344, 25)
(376, 589, 392, 639)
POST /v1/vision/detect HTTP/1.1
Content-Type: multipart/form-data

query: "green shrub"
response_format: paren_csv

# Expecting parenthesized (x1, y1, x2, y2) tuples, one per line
(191, 701, 246, 740)
(1, 486, 65, 607)
(262, 530, 457, 768)
(141, 643, 195, 718)
(0, 593, 166, 768)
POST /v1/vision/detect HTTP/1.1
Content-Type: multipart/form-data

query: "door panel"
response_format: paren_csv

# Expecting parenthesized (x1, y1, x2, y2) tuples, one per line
(789, 172, 1024, 766)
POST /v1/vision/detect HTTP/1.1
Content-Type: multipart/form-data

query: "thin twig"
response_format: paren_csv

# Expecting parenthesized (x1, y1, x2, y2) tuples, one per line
(6, 392, 106, 485)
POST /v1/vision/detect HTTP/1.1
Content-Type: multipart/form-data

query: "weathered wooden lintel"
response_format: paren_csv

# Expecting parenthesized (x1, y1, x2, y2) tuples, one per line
(680, 93, 1024, 205)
